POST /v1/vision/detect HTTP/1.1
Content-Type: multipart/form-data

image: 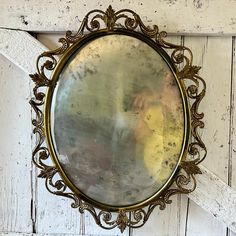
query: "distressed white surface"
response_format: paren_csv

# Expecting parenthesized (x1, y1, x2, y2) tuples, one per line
(0, 234, 118, 236)
(228, 37, 236, 236)
(1, 0, 236, 35)
(0, 29, 47, 74)
(0, 55, 32, 232)
(231, 38, 236, 190)
(184, 36, 233, 236)
(0, 16, 236, 236)
(189, 164, 236, 233)
(0, 233, 117, 236)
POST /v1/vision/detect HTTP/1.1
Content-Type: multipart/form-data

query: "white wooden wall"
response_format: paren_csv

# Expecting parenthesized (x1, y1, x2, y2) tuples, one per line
(0, 1, 236, 236)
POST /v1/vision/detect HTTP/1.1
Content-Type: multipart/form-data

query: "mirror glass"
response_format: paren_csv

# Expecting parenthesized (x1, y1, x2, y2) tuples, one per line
(51, 34, 185, 207)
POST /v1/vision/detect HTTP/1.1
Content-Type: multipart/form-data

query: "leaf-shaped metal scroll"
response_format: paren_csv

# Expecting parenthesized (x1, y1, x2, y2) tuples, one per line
(29, 5, 206, 233)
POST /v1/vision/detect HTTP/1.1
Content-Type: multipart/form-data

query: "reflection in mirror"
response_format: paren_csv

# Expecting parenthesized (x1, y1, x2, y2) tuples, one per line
(51, 34, 185, 206)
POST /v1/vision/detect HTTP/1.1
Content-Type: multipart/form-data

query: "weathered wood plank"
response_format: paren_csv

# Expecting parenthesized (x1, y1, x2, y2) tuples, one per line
(0, 0, 236, 35)
(36, 187, 82, 234)
(0, 55, 32, 233)
(0, 29, 47, 74)
(0, 233, 121, 236)
(0, 233, 118, 236)
(189, 164, 236, 233)
(184, 36, 232, 236)
(131, 195, 189, 236)
(228, 36, 236, 236)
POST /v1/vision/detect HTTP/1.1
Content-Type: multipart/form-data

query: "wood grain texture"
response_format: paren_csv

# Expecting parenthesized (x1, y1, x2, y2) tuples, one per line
(183, 36, 233, 236)
(0, 233, 121, 236)
(0, 55, 32, 233)
(0, 29, 47, 74)
(0, 233, 122, 236)
(0, 0, 236, 35)
(131, 195, 188, 236)
(189, 164, 236, 233)
(228, 36, 236, 236)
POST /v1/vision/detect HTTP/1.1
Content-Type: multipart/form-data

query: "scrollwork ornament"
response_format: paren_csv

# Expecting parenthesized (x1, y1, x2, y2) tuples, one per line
(29, 5, 207, 233)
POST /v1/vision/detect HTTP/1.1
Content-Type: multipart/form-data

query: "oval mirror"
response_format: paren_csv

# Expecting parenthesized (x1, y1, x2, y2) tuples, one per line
(30, 5, 206, 232)
(45, 32, 188, 209)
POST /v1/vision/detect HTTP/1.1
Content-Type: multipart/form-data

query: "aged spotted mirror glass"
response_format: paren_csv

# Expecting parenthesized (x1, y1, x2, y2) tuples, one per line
(30, 6, 206, 232)
(52, 34, 186, 207)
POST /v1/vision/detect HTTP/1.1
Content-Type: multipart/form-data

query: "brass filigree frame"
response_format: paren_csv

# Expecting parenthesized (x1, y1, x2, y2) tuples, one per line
(29, 6, 206, 233)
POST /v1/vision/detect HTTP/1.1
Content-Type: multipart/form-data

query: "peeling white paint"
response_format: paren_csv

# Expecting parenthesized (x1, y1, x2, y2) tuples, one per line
(0, 0, 236, 35)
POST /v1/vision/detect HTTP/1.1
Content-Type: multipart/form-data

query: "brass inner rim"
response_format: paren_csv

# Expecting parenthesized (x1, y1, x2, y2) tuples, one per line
(44, 29, 190, 212)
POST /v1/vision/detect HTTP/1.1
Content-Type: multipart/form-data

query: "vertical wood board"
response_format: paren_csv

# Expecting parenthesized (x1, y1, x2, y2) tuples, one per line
(0, 55, 32, 233)
(184, 36, 232, 236)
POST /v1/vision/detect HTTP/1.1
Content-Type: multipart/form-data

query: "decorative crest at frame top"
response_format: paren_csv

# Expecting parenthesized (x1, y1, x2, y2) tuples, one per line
(48, 4, 173, 53)
(29, 5, 206, 233)
(65, 5, 161, 43)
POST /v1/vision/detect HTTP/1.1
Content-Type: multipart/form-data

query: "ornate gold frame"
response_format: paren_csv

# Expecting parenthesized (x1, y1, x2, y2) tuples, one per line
(29, 6, 206, 232)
